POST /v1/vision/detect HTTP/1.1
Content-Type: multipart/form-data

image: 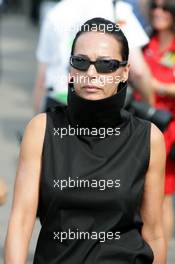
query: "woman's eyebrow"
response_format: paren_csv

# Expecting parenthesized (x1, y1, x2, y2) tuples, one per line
(75, 54, 112, 58)
(75, 54, 89, 58)
(97, 56, 112, 59)
(75, 54, 114, 60)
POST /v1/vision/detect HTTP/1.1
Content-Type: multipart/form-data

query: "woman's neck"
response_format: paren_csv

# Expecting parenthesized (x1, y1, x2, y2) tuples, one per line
(157, 30, 174, 52)
(66, 82, 128, 129)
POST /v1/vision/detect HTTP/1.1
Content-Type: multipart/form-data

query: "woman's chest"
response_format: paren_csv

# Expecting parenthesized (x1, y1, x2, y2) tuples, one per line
(40, 131, 148, 215)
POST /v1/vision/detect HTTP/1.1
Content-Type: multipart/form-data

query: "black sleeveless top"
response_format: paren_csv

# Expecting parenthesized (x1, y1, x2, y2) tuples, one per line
(33, 82, 154, 263)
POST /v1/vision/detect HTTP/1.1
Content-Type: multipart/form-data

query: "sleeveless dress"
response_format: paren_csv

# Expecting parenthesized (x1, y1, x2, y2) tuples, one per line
(33, 82, 154, 263)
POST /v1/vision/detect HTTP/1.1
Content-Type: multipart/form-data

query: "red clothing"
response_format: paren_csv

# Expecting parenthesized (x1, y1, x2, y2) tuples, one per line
(144, 35, 175, 194)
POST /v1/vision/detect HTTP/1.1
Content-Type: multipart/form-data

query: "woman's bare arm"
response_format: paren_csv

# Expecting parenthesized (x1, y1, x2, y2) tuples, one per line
(129, 48, 155, 105)
(4, 113, 46, 263)
(33, 63, 47, 113)
(141, 123, 167, 263)
(151, 77, 175, 97)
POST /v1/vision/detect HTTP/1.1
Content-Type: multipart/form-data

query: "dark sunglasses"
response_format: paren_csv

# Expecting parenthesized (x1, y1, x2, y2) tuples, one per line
(70, 55, 128, 73)
(150, 2, 172, 11)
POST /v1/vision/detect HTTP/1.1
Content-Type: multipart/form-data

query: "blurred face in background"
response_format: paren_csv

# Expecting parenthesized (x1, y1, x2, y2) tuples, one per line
(150, 0, 174, 32)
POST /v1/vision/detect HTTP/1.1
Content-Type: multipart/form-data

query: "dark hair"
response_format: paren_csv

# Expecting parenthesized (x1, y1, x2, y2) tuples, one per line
(149, 0, 175, 34)
(71, 17, 129, 61)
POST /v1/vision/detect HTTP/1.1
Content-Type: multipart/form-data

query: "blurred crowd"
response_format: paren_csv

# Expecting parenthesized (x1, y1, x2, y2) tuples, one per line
(1, 0, 175, 254)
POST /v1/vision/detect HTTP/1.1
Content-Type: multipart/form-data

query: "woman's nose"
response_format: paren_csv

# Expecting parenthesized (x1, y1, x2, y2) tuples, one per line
(86, 64, 98, 77)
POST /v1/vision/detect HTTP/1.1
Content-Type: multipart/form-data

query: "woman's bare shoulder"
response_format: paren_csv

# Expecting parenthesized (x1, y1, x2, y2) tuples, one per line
(150, 122, 165, 147)
(21, 113, 47, 156)
(25, 113, 46, 139)
(27, 113, 46, 129)
(149, 122, 166, 170)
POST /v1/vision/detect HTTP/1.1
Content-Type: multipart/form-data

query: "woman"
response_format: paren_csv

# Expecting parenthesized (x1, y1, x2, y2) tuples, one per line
(4, 17, 166, 263)
(143, 0, 175, 246)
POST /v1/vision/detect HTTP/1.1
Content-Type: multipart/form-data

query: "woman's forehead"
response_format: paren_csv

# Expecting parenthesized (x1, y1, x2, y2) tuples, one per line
(74, 31, 122, 58)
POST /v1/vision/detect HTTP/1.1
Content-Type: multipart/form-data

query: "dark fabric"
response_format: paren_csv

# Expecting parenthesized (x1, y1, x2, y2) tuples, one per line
(34, 83, 154, 263)
(43, 96, 66, 112)
(67, 81, 127, 129)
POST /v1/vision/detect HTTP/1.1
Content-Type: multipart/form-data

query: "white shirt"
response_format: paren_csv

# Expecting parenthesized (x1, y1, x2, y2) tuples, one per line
(36, 0, 149, 94)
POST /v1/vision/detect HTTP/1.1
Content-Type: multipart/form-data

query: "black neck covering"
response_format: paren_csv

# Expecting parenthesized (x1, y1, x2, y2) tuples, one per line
(66, 81, 127, 129)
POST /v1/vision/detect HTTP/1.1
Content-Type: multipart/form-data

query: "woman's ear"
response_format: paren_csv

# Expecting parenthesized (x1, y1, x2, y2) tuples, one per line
(68, 74, 75, 91)
(68, 72, 74, 83)
(122, 64, 130, 82)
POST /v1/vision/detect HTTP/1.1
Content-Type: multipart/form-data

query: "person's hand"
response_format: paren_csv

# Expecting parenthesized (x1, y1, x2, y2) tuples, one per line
(151, 77, 166, 96)
(0, 178, 8, 205)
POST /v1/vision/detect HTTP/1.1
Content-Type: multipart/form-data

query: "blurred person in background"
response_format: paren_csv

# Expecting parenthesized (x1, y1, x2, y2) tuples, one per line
(30, 0, 41, 24)
(0, 0, 8, 207)
(0, 178, 7, 206)
(142, 0, 175, 247)
(30, 0, 60, 25)
(39, 0, 61, 25)
(33, 0, 83, 112)
(124, 0, 150, 29)
(33, 0, 154, 113)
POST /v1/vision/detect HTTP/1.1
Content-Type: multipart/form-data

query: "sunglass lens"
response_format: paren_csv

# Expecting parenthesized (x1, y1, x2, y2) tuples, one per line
(150, 2, 171, 11)
(96, 60, 119, 73)
(71, 56, 89, 71)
